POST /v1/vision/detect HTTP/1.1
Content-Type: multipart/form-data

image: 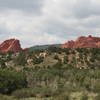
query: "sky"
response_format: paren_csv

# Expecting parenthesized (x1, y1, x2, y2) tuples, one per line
(0, 0, 100, 47)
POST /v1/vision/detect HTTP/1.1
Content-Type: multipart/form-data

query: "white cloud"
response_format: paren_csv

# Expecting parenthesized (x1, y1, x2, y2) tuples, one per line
(0, 0, 100, 47)
(9, 32, 66, 48)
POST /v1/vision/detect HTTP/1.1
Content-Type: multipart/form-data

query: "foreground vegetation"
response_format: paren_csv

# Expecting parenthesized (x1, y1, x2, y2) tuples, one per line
(0, 47, 100, 99)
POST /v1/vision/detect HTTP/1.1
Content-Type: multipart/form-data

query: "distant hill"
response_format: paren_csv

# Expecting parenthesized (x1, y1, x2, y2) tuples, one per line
(29, 44, 62, 51)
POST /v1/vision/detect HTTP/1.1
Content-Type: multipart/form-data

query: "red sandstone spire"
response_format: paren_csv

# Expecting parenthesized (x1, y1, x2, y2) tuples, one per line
(61, 35, 100, 48)
(0, 39, 28, 53)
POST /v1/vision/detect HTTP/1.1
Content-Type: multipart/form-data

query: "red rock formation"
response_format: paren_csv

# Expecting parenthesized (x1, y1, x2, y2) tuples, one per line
(0, 39, 28, 53)
(61, 35, 100, 48)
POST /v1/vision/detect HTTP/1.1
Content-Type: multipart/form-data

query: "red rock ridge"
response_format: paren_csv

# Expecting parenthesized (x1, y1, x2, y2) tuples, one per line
(61, 35, 100, 48)
(0, 39, 28, 53)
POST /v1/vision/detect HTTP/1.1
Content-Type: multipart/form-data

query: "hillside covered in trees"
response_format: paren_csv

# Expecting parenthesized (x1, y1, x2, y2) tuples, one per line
(0, 47, 100, 100)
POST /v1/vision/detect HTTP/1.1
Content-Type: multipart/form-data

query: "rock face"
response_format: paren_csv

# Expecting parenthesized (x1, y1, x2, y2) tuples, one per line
(0, 39, 28, 53)
(61, 35, 100, 48)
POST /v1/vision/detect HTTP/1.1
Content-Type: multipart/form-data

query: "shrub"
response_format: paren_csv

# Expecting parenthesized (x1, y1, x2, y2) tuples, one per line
(80, 93, 88, 100)
(33, 56, 44, 64)
(91, 82, 100, 93)
(0, 69, 27, 94)
(53, 55, 59, 60)
(62, 48, 70, 54)
(53, 61, 62, 69)
(0, 94, 16, 100)
(63, 56, 68, 64)
(0, 59, 6, 69)
(12, 88, 35, 99)
(12, 87, 57, 98)
(95, 94, 100, 100)
(14, 52, 26, 66)
(47, 46, 62, 53)
(54, 94, 70, 100)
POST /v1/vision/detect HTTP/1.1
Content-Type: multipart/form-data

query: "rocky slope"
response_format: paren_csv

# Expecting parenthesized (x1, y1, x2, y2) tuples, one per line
(0, 39, 27, 53)
(61, 35, 100, 48)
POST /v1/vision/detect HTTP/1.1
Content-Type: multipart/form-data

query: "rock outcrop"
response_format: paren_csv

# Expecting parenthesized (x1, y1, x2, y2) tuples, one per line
(0, 39, 28, 53)
(61, 35, 100, 48)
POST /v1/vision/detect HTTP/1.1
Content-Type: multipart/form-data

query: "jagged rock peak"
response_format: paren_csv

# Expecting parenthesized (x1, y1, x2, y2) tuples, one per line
(61, 35, 100, 48)
(0, 38, 28, 53)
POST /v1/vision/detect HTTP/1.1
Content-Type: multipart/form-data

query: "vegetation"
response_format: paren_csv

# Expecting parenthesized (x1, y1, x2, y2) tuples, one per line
(0, 69, 27, 94)
(80, 93, 88, 100)
(33, 56, 44, 64)
(14, 52, 27, 66)
(0, 47, 100, 99)
(95, 93, 100, 100)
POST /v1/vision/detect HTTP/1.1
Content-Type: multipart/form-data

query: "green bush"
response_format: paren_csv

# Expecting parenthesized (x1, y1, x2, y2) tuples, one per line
(12, 87, 56, 98)
(33, 56, 44, 64)
(0, 94, 17, 100)
(0, 69, 27, 94)
(63, 56, 68, 64)
(80, 93, 88, 100)
(14, 52, 26, 66)
(53, 55, 59, 60)
(12, 88, 35, 99)
(47, 46, 62, 53)
(0, 59, 6, 69)
(54, 94, 70, 100)
(95, 94, 100, 100)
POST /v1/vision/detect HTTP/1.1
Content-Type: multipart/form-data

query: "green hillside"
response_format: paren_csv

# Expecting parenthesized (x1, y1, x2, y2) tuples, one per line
(0, 47, 100, 100)
(29, 44, 61, 51)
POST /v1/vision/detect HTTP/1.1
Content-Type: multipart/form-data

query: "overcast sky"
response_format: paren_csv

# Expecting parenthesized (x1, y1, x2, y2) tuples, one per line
(0, 0, 100, 47)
